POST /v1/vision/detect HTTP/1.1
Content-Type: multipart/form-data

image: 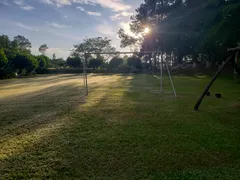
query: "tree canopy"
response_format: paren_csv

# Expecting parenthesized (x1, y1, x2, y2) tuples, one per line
(118, 0, 240, 68)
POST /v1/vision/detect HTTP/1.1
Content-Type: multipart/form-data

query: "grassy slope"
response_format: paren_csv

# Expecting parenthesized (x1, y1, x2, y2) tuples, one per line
(0, 74, 240, 179)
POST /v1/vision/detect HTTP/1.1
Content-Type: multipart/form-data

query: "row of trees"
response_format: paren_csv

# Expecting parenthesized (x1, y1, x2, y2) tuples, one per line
(118, 0, 240, 69)
(65, 55, 143, 72)
(0, 34, 146, 78)
(0, 35, 54, 78)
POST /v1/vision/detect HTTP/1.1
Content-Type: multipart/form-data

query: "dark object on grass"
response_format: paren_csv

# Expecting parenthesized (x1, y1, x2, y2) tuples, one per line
(194, 54, 235, 110)
(215, 93, 222, 98)
(206, 92, 211, 96)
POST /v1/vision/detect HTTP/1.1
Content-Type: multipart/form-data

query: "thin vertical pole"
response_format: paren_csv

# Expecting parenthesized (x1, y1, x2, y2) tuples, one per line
(165, 58, 177, 98)
(84, 53, 88, 96)
(160, 51, 163, 92)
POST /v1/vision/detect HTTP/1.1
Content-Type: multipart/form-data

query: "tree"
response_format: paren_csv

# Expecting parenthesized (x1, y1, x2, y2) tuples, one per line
(121, 0, 240, 68)
(109, 57, 124, 68)
(127, 55, 142, 69)
(36, 55, 47, 68)
(12, 35, 32, 53)
(74, 37, 116, 53)
(0, 35, 11, 49)
(39, 44, 49, 55)
(51, 58, 65, 68)
(73, 37, 116, 61)
(52, 53, 56, 60)
(66, 56, 82, 67)
(12, 53, 37, 74)
(88, 58, 103, 69)
(0, 49, 8, 68)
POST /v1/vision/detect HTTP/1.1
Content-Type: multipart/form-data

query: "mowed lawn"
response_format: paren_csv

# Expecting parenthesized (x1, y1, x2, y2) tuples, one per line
(0, 74, 240, 179)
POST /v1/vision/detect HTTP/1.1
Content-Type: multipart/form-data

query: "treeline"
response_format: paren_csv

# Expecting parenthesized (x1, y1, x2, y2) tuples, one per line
(0, 35, 147, 78)
(0, 35, 51, 79)
(118, 0, 240, 69)
(64, 55, 145, 73)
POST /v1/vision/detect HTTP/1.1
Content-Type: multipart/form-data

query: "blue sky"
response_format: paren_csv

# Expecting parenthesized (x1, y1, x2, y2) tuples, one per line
(0, 0, 143, 58)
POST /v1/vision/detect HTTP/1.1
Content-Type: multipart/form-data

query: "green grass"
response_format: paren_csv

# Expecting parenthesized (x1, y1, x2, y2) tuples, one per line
(0, 74, 240, 179)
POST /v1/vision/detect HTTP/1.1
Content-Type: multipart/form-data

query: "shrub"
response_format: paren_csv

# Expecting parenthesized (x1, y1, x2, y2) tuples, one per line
(11, 53, 38, 74)
(127, 55, 142, 69)
(0, 49, 8, 68)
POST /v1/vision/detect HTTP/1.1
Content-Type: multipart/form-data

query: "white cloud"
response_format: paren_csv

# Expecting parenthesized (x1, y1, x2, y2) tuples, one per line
(110, 11, 133, 20)
(46, 22, 71, 29)
(76, 6, 84, 11)
(21, 5, 35, 10)
(97, 22, 115, 36)
(87, 11, 101, 16)
(14, 0, 24, 6)
(15, 22, 38, 31)
(41, 0, 131, 11)
(64, 15, 68, 18)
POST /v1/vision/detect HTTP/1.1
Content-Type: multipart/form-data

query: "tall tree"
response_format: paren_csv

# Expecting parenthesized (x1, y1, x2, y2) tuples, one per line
(74, 37, 116, 53)
(12, 35, 32, 53)
(52, 53, 56, 60)
(39, 44, 49, 55)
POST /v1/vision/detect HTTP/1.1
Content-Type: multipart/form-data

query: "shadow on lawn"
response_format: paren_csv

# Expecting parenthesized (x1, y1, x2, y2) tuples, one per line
(1, 74, 240, 179)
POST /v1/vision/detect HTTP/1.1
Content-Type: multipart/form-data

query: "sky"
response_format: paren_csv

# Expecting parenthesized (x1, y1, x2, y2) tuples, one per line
(0, 0, 143, 59)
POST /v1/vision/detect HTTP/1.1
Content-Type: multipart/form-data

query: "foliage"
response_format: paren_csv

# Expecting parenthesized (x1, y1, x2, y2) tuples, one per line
(66, 56, 82, 67)
(109, 57, 124, 68)
(51, 58, 66, 68)
(11, 53, 38, 74)
(36, 55, 47, 68)
(12, 35, 32, 53)
(118, 0, 240, 68)
(39, 44, 49, 55)
(74, 37, 116, 53)
(88, 58, 103, 69)
(0, 49, 8, 68)
(73, 37, 116, 61)
(127, 55, 142, 69)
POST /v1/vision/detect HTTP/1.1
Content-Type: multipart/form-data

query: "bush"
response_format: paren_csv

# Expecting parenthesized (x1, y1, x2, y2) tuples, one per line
(36, 55, 47, 68)
(127, 55, 142, 69)
(11, 53, 38, 75)
(88, 58, 103, 69)
(66, 56, 82, 67)
(0, 64, 16, 79)
(109, 57, 124, 68)
(117, 64, 130, 73)
(0, 49, 8, 68)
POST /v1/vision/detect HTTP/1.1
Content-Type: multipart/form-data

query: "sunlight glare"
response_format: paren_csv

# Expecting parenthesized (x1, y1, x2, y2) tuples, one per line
(144, 27, 150, 34)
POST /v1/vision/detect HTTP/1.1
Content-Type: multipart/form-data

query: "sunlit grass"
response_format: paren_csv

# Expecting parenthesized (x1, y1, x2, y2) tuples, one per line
(0, 74, 240, 179)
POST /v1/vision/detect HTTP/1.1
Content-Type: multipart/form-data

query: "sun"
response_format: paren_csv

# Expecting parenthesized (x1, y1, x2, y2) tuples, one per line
(144, 27, 150, 34)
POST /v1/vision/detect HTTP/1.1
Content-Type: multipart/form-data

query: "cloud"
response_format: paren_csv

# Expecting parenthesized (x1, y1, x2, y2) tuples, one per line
(76, 6, 84, 11)
(14, 0, 24, 6)
(64, 15, 68, 18)
(96, 22, 115, 36)
(41, 0, 131, 11)
(46, 22, 71, 29)
(15, 22, 39, 31)
(87, 11, 101, 16)
(119, 21, 140, 38)
(110, 11, 133, 20)
(21, 5, 35, 10)
(0, 0, 10, 6)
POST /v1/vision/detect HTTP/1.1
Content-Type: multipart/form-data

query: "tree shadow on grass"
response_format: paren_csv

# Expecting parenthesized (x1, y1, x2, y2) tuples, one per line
(1, 74, 240, 179)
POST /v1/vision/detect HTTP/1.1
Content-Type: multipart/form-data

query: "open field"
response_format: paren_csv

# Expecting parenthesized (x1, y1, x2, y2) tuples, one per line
(0, 74, 240, 179)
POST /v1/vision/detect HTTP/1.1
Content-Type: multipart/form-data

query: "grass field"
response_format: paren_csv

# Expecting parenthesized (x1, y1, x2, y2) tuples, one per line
(0, 74, 240, 179)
